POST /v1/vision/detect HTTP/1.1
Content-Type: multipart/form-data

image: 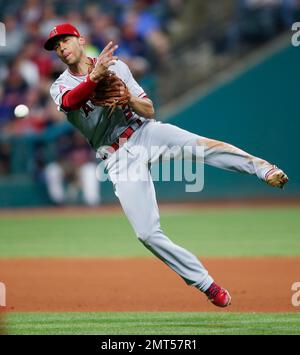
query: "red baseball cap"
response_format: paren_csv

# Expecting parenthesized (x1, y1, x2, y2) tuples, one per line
(44, 23, 81, 51)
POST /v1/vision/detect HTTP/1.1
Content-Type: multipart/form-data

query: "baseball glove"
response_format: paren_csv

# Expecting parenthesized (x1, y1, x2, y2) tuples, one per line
(90, 70, 131, 116)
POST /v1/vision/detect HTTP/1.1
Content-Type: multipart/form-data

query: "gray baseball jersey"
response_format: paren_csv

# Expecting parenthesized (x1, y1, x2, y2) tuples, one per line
(50, 59, 148, 151)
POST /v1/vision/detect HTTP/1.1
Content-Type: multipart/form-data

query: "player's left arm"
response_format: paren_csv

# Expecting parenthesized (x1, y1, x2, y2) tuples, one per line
(128, 95, 155, 118)
(119, 60, 155, 118)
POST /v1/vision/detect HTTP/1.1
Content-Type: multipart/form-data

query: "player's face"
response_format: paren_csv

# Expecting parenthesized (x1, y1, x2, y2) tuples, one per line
(54, 35, 84, 65)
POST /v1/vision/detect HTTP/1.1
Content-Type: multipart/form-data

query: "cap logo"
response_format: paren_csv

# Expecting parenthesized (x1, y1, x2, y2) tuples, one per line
(50, 27, 58, 36)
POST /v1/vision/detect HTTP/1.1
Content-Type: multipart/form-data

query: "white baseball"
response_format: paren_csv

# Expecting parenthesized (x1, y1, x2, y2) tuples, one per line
(14, 104, 29, 118)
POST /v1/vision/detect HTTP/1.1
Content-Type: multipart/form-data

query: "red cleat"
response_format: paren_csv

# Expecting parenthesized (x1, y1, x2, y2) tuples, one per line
(265, 165, 288, 189)
(205, 282, 231, 308)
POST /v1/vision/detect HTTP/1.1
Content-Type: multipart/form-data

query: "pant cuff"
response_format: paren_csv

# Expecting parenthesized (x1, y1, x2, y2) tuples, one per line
(194, 275, 214, 293)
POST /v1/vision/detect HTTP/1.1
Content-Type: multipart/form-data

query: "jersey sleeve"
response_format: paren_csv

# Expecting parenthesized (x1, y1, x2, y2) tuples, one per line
(50, 77, 72, 113)
(119, 61, 148, 99)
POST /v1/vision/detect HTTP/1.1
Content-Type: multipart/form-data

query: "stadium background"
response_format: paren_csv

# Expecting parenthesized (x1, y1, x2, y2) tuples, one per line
(0, 0, 300, 335)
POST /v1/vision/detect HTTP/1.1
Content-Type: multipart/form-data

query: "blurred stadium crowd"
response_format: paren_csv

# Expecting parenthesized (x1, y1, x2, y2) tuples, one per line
(0, 0, 176, 136)
(0, 0, 299, 205)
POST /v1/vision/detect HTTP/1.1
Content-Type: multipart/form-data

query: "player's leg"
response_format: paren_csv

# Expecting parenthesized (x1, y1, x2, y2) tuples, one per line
(141, 121, 288, 187)
(106, 151, 213, 293)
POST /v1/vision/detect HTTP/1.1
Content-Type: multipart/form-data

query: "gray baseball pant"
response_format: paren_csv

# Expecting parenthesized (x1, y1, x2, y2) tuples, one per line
(104, 120, 272, 292)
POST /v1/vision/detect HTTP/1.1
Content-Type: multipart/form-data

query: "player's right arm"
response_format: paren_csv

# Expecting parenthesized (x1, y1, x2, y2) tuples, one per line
(89, 41, 118, 83)
(50, 77, 96, 113)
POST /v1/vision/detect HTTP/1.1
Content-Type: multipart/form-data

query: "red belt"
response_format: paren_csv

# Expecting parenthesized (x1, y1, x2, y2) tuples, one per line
(101, 119, 143, 160)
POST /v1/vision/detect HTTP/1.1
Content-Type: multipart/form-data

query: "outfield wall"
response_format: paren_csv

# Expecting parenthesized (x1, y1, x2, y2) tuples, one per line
(0, 41, 299, 207)
(154, 41, 300, 201)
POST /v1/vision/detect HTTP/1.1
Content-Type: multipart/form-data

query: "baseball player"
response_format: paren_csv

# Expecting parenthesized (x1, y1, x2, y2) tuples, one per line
(45, 23, 288, 307)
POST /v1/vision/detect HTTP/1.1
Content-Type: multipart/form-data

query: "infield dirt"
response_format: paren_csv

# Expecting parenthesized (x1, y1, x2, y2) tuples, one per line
(0, 257, 299, 312)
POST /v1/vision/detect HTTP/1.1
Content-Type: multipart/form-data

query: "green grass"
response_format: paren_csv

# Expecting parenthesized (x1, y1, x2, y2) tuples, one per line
(2, 207, 300, 336)
(0, 207, 299, 258)
(5, 312, 300, 335)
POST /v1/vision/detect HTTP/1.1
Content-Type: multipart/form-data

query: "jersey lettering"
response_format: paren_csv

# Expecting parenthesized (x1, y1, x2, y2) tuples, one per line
(122, 103, 133, 120)
(82, 102, 94, 117)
